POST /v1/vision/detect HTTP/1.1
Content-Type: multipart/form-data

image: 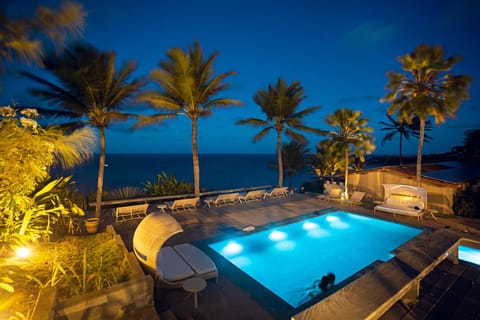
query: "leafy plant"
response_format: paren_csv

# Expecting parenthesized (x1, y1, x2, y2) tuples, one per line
(142, 172, 193, 196)
(104, 186, 145, 200)
(453, 190, 479, 218)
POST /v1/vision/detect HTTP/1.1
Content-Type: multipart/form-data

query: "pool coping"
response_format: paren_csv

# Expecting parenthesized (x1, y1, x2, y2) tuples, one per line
(292, 228, 463, 320)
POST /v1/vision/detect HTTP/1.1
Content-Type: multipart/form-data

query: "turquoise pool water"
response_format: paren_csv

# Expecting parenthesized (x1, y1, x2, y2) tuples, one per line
(209, 211, 422, 308)
(459, 245, 480, 265)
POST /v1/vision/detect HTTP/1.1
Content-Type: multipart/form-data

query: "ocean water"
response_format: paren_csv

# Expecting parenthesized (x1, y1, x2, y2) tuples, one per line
(53, 153, 317, 194)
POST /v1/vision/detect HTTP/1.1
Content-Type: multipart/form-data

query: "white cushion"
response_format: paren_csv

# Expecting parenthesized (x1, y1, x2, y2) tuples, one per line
(157, 246, 194, 282)
(174, 243, 217, 275)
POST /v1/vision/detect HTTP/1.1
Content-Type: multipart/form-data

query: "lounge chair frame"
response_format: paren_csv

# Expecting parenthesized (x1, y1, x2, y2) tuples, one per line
(238, 190, 265, 203)
(204, 193, 240, 207)
(163, 197, 200, 213)
(114, 204, 148, 222)
(263, 187, 289, 199)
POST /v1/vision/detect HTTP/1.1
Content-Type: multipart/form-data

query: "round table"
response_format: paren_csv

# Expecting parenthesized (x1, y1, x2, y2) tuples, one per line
(182, 277, 206, 309)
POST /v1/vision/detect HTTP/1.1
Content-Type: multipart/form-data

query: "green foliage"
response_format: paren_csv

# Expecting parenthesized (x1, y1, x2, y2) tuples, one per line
(323, 108, 375, 196)
(1, 232, 134, 317)
(0, 106, 93, 311)
(104, 186, 146, 200)
(281, 141, 311, 189)
(142, 172, 194, 196)
(453, 190, 479, 218)
(311, 139, 345, 181)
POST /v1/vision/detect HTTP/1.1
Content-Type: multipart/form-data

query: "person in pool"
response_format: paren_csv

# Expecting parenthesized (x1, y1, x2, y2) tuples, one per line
(307, 272, 336, 297)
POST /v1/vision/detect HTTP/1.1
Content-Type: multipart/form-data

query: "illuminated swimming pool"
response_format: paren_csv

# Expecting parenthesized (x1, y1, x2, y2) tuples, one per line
(208, 211, 422, 308)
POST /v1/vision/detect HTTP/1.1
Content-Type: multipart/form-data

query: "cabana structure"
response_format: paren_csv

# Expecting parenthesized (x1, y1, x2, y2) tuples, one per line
(374, 184, 427, 220)
(132, 212, 218, 287)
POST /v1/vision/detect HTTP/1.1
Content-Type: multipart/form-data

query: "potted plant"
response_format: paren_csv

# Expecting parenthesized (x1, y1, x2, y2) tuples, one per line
(84, 217, 100, 234)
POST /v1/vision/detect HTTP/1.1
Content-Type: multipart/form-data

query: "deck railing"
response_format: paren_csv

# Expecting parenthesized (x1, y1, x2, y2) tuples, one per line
(87, 185, 274, 208)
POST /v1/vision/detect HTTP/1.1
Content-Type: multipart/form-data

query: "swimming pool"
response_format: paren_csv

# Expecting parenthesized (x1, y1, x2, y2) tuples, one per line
(208, 211, 422, 308)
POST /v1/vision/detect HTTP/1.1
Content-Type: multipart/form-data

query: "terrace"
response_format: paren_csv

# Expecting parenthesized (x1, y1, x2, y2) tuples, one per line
(113, 193, 480, 320)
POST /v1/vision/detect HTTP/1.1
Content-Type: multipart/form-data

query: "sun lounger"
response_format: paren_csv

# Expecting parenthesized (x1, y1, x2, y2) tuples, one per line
(114, 204, 148, 222)
(263, 187, 289, 199)
(174, 243, 218, 283)
(204, 192, 240, 207)
(162, 197, 199, 213)
(344, 191, 366, 206)
(238, 190, 266, 203)
(374, 184, 427, 220)
(317, 187, 343, 201)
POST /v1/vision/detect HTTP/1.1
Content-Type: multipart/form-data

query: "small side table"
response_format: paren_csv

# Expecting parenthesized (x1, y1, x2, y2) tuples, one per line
(426, 209, 438, 221)
(183, 277, 206, 309)
(203, 198, 214, 208)
(157, 204, 167, 213)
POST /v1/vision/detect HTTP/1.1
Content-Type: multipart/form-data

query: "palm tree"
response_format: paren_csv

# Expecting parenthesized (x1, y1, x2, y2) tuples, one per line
(0, 1, 85, 74)
(281, 141, 310, 190)
(311, 139, 345, 183)
(379, 114, 433, 165)
(136, 41, 241, 197)
(236, 78, 323, 187)
(381, 44, 471, 185)
(324, 108, 375, 198)
(21, 43, 144, 218)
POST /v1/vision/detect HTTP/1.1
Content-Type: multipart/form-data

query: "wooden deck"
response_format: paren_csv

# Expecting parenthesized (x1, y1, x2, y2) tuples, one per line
(111, 193, 480, 320)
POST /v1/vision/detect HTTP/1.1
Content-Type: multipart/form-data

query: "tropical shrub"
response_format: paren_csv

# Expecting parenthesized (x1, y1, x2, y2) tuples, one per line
(3, 232, 134, 318)
(142, 172, 194, 196)
(453, 190, 479, 218)
(0, 105, 94, 313)
(104, 186, 145, 200)
(0, 106, 94, 250)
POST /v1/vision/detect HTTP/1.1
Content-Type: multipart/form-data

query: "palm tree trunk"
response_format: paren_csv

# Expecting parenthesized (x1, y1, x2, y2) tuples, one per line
(191, 117, 200, 197)
(399, 134, 403, 166)
(344, 149, 349, 199)
(416, 119, 425, 186)
(276, 130, 283, 187)
(95, 127, 106, 218)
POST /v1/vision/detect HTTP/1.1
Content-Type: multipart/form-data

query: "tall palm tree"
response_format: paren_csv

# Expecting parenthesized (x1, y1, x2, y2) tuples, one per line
(21, 43, 144, 218)
(324, 108, 375, 198)
(236, 78, 323, 187)
(381, 44, 471, 185)
(281, 141, 310, 190)
(0, 1, 85, 74)
(136, 41, 241, 197)
(379, 114, 433, 165)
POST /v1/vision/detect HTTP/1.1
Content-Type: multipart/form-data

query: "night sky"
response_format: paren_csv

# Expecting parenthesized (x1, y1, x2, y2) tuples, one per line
(2, 0, 480, 155)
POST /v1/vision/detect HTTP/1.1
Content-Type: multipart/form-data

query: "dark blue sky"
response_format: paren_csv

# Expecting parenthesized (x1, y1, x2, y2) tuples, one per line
(2, 0, 480, 155)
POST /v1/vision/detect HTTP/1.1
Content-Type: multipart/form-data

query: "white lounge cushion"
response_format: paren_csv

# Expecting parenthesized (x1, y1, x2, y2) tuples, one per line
(374, 204, 423, 216)
(157, 246, 194, 282)
(174, 243, 217, 276)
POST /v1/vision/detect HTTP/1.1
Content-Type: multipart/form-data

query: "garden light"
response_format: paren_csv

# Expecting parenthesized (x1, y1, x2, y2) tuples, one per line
(16, 246, 31, 259)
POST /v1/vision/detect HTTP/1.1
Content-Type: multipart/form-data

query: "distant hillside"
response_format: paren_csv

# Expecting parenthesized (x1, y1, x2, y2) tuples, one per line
(368, 152, 462, 166)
